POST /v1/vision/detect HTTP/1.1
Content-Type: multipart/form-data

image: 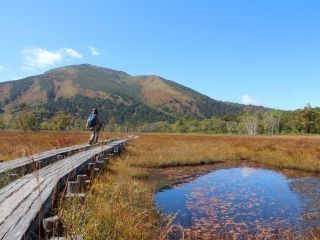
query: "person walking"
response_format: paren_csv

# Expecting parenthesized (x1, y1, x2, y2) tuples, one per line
(86, 108, 101, 145)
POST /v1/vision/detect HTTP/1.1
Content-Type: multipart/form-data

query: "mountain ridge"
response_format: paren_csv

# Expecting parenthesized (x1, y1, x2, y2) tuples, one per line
(0, 64, 266, 124)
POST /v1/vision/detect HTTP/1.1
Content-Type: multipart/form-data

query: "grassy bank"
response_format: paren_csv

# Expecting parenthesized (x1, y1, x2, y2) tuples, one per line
(59, 152, 170, 240)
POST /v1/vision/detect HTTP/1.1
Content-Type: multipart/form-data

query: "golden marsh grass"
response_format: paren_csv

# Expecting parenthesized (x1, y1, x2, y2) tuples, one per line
(0, 131, 119, 161)
(0, 132, 319, 239)
(130, 134, 320, 173)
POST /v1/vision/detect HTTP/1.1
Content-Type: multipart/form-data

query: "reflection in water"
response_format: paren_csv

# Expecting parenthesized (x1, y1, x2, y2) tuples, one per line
(240, 167, 256, 177)
(155, 167, 320, 237)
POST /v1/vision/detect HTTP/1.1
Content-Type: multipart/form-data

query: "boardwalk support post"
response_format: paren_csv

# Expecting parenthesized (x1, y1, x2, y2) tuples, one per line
(66, 181, 86, 202)
(42, 215, 60, 238)
(77, 175, 87, 192)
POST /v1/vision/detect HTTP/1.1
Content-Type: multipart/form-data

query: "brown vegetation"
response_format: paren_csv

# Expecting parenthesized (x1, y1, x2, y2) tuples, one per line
(0, 131, 118, 161)
(59, 158, 170, 240)
(131, 134, 320, 173)
(0, 132, 319, 239)
(59, 133, 319, 239)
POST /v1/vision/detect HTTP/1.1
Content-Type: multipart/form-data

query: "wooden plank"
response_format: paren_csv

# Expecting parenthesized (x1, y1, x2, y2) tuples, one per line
(0, 141, 112, 175)
(0, 149, 91, 203)
(0, 151, 96, 239)
(0, 178, 54, 238)
(0, 139, 128, 240)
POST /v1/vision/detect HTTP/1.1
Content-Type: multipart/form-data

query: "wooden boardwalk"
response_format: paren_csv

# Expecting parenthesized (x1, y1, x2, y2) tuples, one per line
(0, 141, 111, 175)
(0, 139, 128, 240)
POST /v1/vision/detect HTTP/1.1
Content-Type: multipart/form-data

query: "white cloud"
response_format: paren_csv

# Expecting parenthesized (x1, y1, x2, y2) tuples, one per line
(241, 94, 260, 105)
(89, 46, 99, 56)
(22, 48, 62, 69)
(63, 48, 83, 58)
(22, 47, 83, 70)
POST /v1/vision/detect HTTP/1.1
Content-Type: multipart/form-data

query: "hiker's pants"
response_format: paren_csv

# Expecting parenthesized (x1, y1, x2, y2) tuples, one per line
(94, 130, 100, 143)
(89, 128, 97, 144)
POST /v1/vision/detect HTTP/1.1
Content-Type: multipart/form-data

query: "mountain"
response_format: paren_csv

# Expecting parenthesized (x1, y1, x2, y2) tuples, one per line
(0, 64, 263, 125)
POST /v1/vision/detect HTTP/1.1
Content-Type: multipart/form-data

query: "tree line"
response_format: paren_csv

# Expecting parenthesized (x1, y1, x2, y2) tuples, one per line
(0, 105, 320, 135)
(138, 105, 320, 135)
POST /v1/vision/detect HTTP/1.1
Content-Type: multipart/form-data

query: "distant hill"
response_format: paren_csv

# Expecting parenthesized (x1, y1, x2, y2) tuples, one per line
(0, 64, 265, 124)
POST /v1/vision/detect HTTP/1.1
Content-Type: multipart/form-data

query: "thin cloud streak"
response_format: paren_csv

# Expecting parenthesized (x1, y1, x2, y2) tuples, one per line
(89, 46, 99, 56)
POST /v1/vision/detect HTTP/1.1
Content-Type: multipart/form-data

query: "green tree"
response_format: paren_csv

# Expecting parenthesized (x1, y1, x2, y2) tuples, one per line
(52, 112, 73, 131)
(278, 112, 299, 134)
(226, 121, 239, 134)
(17, 111, 40, 131)
(175, 119, 188, 133)
(262, 111, 280, 134)
(298, 105, 320, 134)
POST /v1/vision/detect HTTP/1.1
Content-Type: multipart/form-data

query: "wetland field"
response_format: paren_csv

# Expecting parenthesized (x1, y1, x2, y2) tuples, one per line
(1, 132, 320, 239)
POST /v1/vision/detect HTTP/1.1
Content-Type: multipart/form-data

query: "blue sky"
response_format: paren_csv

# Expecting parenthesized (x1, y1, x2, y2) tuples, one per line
(0, 0, 319, 110)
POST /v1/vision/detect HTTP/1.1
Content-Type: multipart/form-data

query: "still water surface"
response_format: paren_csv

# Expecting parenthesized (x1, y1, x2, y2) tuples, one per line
(155, 167, 320, 235)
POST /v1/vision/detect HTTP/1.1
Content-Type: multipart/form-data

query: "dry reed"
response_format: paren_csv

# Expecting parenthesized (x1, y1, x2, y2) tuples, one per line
(1, 132, 319, 239)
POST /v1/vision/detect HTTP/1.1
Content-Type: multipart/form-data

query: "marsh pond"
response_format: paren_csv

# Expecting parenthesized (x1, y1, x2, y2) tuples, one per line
(155, 166, 320, 238)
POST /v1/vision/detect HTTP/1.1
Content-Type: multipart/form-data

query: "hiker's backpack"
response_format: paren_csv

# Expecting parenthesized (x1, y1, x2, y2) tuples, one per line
(87, 113, 97, 128)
